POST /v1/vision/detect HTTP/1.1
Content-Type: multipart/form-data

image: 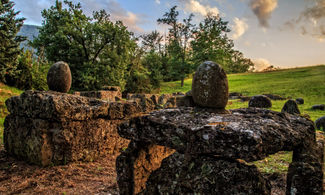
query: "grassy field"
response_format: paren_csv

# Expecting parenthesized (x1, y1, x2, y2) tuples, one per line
(161, 65, 325, 174)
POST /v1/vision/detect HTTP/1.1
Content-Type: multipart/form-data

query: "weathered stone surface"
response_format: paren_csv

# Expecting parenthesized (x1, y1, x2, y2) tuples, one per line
(281, 99, 300, 115)
(140, 152, 271, 195)
(263, 94, 286, 100)
(4, 115, 129, 166)
(116, 141, 174, 195)
(5, 91, 141, 121)
(74, 87, 122, 102)
(158, 94, 172, 105)
(315, 116, 325, 130)
(312, 104, 325, 111)
(296, 98, 304, 104)
(286, 134, 324, 195)
(248, 95, 272, 108)
(4, 90, 145, 166)
(47, 61, 72, 93)
(192, 61, 228, 109)
(118, 107, 315, 162)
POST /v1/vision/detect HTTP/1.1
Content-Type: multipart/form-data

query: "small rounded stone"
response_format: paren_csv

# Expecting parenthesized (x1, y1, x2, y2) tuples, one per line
(192, 61, 229, 109)
(281, 99, 300, 115)
(47, 61, 72, 93)
(248, 95, 272, 108)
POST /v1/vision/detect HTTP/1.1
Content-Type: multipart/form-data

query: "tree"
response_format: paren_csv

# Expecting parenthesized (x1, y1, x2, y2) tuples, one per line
(0, 0, 25, 83)
(32, 0, 136, 91)
(191, 14, 253, 73)
(158, 6, 195, 87)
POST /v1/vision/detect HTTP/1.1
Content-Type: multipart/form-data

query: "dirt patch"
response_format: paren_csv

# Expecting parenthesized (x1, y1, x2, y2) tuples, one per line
(0, 145, 119, 195)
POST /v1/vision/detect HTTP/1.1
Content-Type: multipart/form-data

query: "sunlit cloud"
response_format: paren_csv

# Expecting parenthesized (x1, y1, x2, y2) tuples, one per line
(231, 17, 248, 40)
(179, 0, 219, 17)
(250, 0, 278, 28)
(252, 58, 272, 71)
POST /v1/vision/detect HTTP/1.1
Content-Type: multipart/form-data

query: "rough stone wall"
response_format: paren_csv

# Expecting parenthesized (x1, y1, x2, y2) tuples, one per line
(4, 90, 142, 166)
(74, 89, 122, 102)
(116, 141, 175, 195)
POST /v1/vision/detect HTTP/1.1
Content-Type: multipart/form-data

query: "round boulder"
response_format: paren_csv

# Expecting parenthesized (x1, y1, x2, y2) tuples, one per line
(281, 99, 300, 115)
(192, 61, 228, 108)
(312, 104, 325, 111)
(248, 95, 272, 108)
(47, 61, 72, 93)
(315, 116, 325, 130)
(296, 98, 304, 105)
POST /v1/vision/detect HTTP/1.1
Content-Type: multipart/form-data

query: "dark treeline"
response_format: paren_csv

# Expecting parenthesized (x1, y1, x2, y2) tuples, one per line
(1, 0, 254, 93)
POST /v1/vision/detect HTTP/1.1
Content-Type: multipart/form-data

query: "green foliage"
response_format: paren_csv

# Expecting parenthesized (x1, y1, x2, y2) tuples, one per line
(191, 14, 253, 73)
(31, 62, 49, 91)
(32, 0, 136, 91)
(157, 6, 195, 86)
(0, 0, 26, 83)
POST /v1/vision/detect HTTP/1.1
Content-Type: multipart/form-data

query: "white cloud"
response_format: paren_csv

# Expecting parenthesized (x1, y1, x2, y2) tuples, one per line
(252, 58, 271, 71)
(155, 0, 161, 4)
(231, 17, 248, 40)
(181, 0, 219, 17)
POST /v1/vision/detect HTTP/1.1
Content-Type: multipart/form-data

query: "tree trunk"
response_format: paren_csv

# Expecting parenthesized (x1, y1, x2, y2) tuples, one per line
(181, 78, 184, 87)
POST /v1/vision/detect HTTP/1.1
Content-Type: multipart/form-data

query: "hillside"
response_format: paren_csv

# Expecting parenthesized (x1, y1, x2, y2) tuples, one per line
(161, 65, 325, 121)
(18, 24, 40, 48)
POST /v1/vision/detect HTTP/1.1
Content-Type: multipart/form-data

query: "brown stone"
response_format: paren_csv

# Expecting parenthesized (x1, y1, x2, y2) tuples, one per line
(47, 61, 72, 93)
(116, 141, 174, 195)
(192, 61, 228, 109)
(74, 86, 122, 102)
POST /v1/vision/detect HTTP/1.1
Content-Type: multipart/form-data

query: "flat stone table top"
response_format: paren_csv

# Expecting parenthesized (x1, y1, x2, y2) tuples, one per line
(118, 107, 315, 162)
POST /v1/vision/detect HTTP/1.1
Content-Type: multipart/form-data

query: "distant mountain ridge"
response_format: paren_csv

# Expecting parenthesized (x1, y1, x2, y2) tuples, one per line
(18, 24, 40, 48)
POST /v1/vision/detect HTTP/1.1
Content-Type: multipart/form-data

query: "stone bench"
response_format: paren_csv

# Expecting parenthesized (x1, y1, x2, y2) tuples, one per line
(117, 107, 324, 194)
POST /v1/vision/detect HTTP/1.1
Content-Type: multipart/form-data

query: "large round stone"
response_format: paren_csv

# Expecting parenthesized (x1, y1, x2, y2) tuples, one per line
(47, 61, 72, 93)
(192, 61, 228, 108)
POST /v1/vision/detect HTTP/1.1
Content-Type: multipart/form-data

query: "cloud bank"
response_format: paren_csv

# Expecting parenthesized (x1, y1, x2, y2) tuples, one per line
(231, 17, 248, 40)
(250, 0, 278, 28)
(284, 0, 325, 40)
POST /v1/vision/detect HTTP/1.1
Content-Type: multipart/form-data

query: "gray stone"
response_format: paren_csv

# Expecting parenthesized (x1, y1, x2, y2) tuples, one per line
(281, 99, 300, 115)
(315, 116, 325, 130)
(118, 107, 315, 162)
(47, 61, 72, 93)
(192, 61, 228, 109)
(296, 98, 304, 104)
(4, 90, 145, 166)
(312, 104, 325, 111)
(249, 95, 272, 108)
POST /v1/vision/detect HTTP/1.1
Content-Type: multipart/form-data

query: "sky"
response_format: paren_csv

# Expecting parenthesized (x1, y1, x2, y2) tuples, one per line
(13, 0, 325, 69)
